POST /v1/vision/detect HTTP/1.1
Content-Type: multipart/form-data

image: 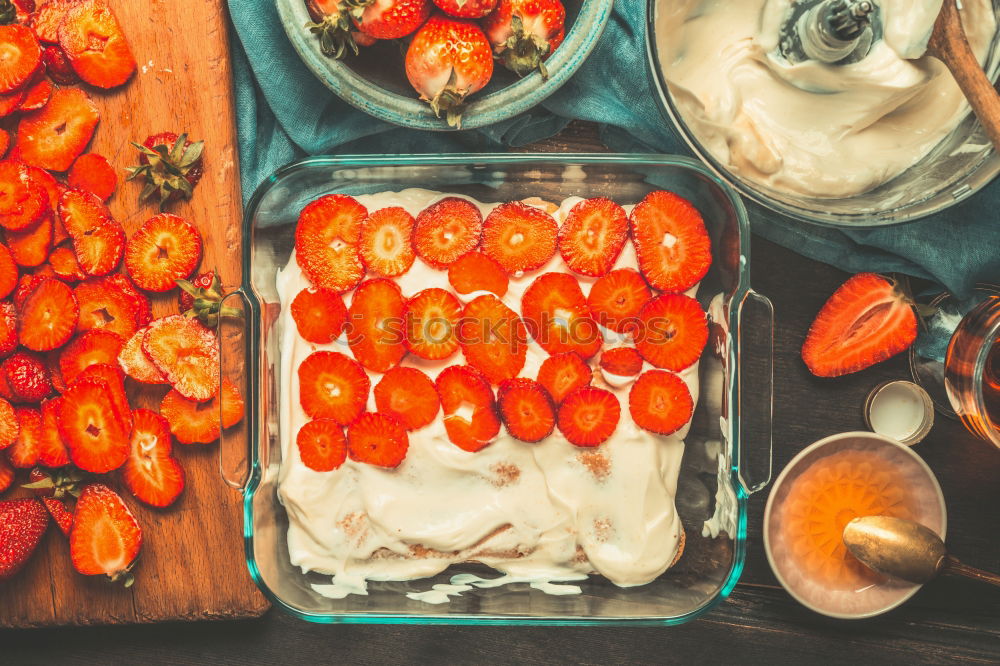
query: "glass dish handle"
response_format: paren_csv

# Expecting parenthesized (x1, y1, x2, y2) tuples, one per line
(217, 288, 253, 492)
(737, 288, 774, 494)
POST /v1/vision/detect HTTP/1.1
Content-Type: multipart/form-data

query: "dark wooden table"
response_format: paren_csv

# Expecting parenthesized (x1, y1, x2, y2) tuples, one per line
(4, 124, 1000, 665)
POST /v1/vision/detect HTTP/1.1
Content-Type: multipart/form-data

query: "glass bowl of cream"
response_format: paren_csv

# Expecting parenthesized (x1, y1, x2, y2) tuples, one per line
(646, 0, 1000, 227)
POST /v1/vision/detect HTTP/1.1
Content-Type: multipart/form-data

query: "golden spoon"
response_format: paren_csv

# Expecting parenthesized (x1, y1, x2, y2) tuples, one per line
(843, 515, 1000, 587)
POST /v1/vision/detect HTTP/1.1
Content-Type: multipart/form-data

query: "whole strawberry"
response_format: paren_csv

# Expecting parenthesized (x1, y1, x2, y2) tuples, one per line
(405, 14, 493, 127)
(2, 351, 52, 403)
(431, 0, 496, 19)
(352, 0, 430, 39)
(482, 0, 565, 78)
(126, 132, 204, 209)
(176, 270, 242, 328)
(0, 498, 49, 581)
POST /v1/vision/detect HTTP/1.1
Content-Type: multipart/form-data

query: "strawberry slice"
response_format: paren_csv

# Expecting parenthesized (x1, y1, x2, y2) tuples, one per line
(59, 377, 129, 473)
(17, 76, 53, 113)
(587, 268, 651, 334)
(58, 0, 136, 89)
(23, 165, 61, 213)
(41, 45, 78, 85)
(347, 278, 406, 372)
(6, 407, 42, 468)
(0, 244, 16, 299)
(117, 327, 166, 384)
(16, 87, 100, 172)
(537, 351, 590, 404)
(58, 188, 125, 276)
(142, 315, 219, 401)
(159, 379, 244, 445)
(557, 197, 629, 277)
(38, 397, 70, 467)
(49, 245, 85, 281)
(435, 365, 500, 452)
(403, 287, 462, 361)
(0, 302, 15, 358)
(373, 366, 439, 431)
(59, 328, 123, 384)
(2, 351, 52, 402)
(31, 2, 72, 43)
(295, 418, 348, 472)
(68, 153, 116, 201)
(290, 286, 347, 344)
(101, 273, 151, 327)
(19, 278, 78, 351)
(0, 89, 26, 119)
(75, 363, 131, 431)
(481, 201, 557, 274)
(358, 206, 415, 277)
(521, 272, 602, 359)
(298, 350, 370, 424)
(497, 377, 555, 443)
(447, 250, 508, 297)
(412, 197, 482, 269)
(0, 129, 7, 159)
(295, 194, 366, 293)
(0, 397, 17, 450)
(557, 386, 620, 448)
(69, 483, 142, 582)
(629, 369, 693, 436)
(599, 347, 644, 377)
(74, 277, 138, 339)
(346, 412, 408, 468)
(801, 273, 918, 377)
(124, 213, 202, 292)
(42, 496, 73, 536)
(5, 214, 53, 266)
(0, 455, 12, 493)
(0, 25, 42, 94)
(459, 294, 526, 384)
(0, 161, 49, 232)
(634, 293, 708, 372)
(123, 409, 185, 507)
(630, 190, 711, 293)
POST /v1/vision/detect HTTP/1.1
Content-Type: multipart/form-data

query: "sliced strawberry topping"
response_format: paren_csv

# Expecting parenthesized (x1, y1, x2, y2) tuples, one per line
(19, 278, 78, 351)
(629, 370, 693, 436)
(3, 351, 52, 402)
(373, 366, 439, 431)
(435, 364, 499, 452)
(0, 397, 16, 450)
(447, 250, 508, 297)
(630, 190, 711, 293)
(117, 327, 166, 384)
(291, 286, 347, 344)
(801, 273, 918, 377)
(0, 161, 49, 232)
(123, 409, 185, 508)
(74, 277, 138, 340)
(296, 418, 348, 472)
(124, 213, 202, 292)
(347, 278, 406, 372)
(58, 0, 136, 89)
(459, 294, 526, 384)
(295, 194, 367, 293)
(49, 245, 86, 281)
(0, 25, 41, 94)
(347, 412, 409, 468)
(69, 483, 142, 580)
(68, 153, 117, 201)
(521, 272, 601, 359)
(160, 379, 244, 445)
(142, 315, 219, 401)
(634, 293, 708, 372)
(358, 206, 415, 277)
(59, 328, 123, 385)
(599, 347, 643, 377)
(481, 201, 557, 274)
(412, 197, 482, 269)
(497, 377, 555, 443)
(0, 244, 17, 299)
(58, 188, 125, 277)
(6, 214, 53, 267)
(403, 287, 461, 361)
(557, 386, 619, 448)
(59, 378, 129, 473)
(587, 268, 651, 334)
(16, 87, 100, 172)
(7, 407, 42, 468)
(0, 302, 15, 358)
(557, 197, 628, 277)
(536, 351, 590, 404)
(298, 350, 370, 424)
(38, 397, 70, 467)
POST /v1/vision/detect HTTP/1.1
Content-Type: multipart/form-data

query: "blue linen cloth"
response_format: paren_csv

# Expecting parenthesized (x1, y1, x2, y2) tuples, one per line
(228, 0, 1000, 298)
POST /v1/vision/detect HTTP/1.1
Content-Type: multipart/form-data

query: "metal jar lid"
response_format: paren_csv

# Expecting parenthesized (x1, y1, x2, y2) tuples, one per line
(863, 380, 935, 446)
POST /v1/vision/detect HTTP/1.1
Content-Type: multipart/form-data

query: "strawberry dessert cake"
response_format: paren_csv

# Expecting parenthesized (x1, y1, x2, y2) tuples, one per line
(276, 187, 712, 597)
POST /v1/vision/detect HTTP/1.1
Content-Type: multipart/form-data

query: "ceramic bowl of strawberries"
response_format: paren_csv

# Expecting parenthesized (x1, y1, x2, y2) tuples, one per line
(276, 0, 613, 129)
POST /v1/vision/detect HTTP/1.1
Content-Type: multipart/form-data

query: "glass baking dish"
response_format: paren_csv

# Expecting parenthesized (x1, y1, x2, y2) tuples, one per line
(226, 154, 774, 625)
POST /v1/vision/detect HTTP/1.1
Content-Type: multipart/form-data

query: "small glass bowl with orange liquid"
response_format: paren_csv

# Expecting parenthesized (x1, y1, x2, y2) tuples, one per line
(764, 432, 946, 619)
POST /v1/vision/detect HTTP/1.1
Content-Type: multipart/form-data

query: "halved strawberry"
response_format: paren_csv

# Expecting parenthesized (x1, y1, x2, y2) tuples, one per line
(5, 214, 53, 266)
(630, 190, 711, 293)
(74, 277, 137, 339)
(298, 350, 369, 424)
(41, 45, 77, 85)
(68, 153, 116, 201)
(59, 377, 128, 473)
(599, 347, 644, 377)
(412, 197, 482, 269)
(123, 409, 185, 508)
(0, 25, 41, 94)
(346, 412, 408, 468)
(629, 369, 693, 435)
(75, 363, 131, 431)
(536, 351, 590, 404)
(557, 386, 619, 448)
(101, 273, 150, 326)
(0, 301, 15, 359)
(290, 286, 347, 344)
(801, 273, 918, 377)
(447, 250, 508, 297)
(347, 278, 406, 372)
(69, 483, 142, 582)
(124, 213, 201, 292)
(38, 397, 70, 467)
(588, 268, 651, 334)
(142, 315, 219, 401)
(17, 76, 53, 113)
(0, 244, 16, 299)
(58, 188, 125, 276)
(0, 396, 17, 449)
(42, 496, 73, 536)
(58, 0, 136, 89)
(19, 278, 78, 351)
(159, 378, 244, 445)
(0, 161, 49, 232)
(31, 2, 72, 43)
(3, 351, 51, 402)
(373, 366, 439, 431)
(521, 272, 601, 359)
(435, 364, 499, 452)
(16, 87, 100, 172)
(459, 294, 526, 384)
(117, 327, 166, 384)
(634, 293, 707, 372)
(7, 408, 42, 467)
(557, 197, 629, 277)
(296, 418, 347, 472)
(48, 245, 85, 281)
(403, 287, 461, 361)
(497, 377, 555, 443)
(481, 201, 557, 274)
(358, 206, 415, 277)
(59, 328, 123, 384)
(294, 194, 367, 292)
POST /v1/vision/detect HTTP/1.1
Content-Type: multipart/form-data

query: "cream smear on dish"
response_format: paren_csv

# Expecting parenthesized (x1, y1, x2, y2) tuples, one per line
(656, 0, 997, 197)
(276, 189, 701, 599)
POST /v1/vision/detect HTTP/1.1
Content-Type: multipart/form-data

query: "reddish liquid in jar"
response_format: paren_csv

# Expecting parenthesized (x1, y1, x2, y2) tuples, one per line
(779, 449, 918, 590)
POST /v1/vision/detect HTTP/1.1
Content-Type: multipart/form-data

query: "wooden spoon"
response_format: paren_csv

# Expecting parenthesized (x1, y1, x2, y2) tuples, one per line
(926, 0, 1000, 152)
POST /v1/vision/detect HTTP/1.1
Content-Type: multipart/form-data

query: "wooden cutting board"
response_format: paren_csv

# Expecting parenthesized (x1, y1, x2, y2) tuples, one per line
(0, 0, 269, 626)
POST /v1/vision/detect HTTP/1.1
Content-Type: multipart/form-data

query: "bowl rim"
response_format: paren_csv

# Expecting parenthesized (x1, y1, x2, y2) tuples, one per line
(276, 0, 615, 131)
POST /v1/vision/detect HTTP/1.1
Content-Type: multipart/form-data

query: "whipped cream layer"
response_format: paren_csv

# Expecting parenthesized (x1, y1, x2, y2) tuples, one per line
(276, 189, 701, 591)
